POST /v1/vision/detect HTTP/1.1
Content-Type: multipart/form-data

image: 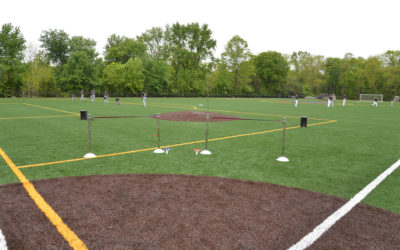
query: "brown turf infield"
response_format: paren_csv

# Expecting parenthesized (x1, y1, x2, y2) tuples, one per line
(0, 111, 399, 249)
(155, 110, 240, 122)
(0, 174, 399, 249)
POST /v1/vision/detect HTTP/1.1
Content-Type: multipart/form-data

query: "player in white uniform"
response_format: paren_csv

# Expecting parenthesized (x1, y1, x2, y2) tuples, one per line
(342, 94, 346, 106)
(90, 90, 95, 102)
(142, 91, 147, 107)
(104, 91, 109, 104)
(328, 96, 334, 107)
(371, 97, 378, 107)
(80, 89, 85, 102)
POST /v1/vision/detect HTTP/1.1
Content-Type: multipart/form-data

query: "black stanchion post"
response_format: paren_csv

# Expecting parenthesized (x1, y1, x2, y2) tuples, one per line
(80, 110, 87, 120)
(300, 116, 307, 128)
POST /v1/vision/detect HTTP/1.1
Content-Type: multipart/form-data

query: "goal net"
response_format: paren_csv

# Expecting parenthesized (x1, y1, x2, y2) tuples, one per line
(359, 94, 383, 102)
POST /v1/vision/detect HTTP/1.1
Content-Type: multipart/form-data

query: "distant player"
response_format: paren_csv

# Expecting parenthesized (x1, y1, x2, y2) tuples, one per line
(342, 94, 346, 106)
(90, 90, 95, 102)
(115, 97, 120, 105)
(72, 94, 76, 101)
(294, 94, 298, 108)
(328, 96, 334, 107)
(104, 91, 109, 104)
(371, 97, 378, 107)
(80, 89, 85, 102)
(142, 91, 147, 107)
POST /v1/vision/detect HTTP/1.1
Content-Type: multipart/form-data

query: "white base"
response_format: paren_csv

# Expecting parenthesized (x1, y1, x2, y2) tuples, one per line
(276, 156, 289, 162)
(153, 148, 165, 154)
(83, 152, 96, 158)
(200, 149, 212, 155)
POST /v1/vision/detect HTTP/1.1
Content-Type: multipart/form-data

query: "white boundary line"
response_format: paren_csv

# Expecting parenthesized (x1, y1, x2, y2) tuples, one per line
(288, 159, 400, 250)
(0, 228, 7, 250)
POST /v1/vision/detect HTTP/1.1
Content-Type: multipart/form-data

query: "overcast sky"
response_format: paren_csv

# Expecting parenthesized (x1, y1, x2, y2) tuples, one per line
(2, 0, 400, 59)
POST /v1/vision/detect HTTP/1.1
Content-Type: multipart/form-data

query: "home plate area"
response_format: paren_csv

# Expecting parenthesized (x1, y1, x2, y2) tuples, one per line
(155, 111, 239, 122)
(0, 174, 399, 249)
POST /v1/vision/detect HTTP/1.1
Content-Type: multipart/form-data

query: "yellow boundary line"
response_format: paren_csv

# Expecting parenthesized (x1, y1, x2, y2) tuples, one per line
(23, 103, 79, 116)
(0, 115, 77, 120)
(0, 103, 25, 104)
(17, 120, 336, 169)
(0, 148, 87, 249)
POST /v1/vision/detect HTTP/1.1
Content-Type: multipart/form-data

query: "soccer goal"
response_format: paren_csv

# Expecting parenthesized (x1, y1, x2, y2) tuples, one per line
(359, 94, 383, 102)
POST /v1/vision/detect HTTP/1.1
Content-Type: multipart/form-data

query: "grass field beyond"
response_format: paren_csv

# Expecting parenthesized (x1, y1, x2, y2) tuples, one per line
(0, 97, 399, 214)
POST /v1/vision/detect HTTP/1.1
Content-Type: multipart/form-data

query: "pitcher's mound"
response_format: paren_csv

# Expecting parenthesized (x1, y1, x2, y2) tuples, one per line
(155, 111, 239, 122)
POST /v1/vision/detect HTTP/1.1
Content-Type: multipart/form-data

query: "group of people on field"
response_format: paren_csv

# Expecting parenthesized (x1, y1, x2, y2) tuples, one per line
(73, 89, 147, 107)
(294, 94, 381, 108)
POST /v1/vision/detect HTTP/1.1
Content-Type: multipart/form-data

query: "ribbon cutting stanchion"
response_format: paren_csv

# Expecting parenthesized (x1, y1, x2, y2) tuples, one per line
(276, 117, 289, 162)
(200, 113, 212, 155)
(153, 113, 165, 154)
(83, 111, 96, 158)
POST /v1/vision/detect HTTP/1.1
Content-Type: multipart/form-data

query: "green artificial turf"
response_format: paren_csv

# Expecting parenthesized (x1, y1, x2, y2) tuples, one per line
(0, 97, 399, 214)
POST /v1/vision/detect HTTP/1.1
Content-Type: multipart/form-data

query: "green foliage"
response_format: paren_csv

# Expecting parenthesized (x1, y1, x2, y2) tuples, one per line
(254, 51, 289, 95)
(165, 22, 216, 94)
(60, 51, 101, 92)
(142, 56, 170, 95)
(102, 62, 125, 95)
(221, 35, 252, 94)
(40, 29, 70, 66)
(138, 27, 167, 60)
(0, 23, 26, 97)
(23, 53, 55, 97)
(289, 51, 324, 96)
(3, 22, 400, 99)
(104, 34, 147, 64)
(124, 58, 145, 94)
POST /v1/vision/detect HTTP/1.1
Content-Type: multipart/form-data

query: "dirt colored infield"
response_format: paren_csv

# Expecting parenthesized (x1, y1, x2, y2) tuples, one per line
(155, 111, 239, 122)
(0, 174, 399, 249)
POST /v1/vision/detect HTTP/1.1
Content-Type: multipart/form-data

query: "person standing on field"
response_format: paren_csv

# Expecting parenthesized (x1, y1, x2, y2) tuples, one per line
(80, 89, 85, 102)
(104, 91, 109, 104)
(328, 96, 334, 107)
(342, 94, 346, 106)
(142, 91, 147, 108)
(372, 97, 378, 107)
(90, 90, 96, 102)
(294, 94, 299, 108)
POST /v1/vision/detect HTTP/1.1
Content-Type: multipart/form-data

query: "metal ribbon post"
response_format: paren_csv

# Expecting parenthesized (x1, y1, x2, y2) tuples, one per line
(153, 113, 165, 153)
(277, 117, 289, 162)
(83, 113, 96, 158)
(200, 113, 212, 155)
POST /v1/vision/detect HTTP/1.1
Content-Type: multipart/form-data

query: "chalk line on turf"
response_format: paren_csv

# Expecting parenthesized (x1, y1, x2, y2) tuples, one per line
(288, 159, 400, 250)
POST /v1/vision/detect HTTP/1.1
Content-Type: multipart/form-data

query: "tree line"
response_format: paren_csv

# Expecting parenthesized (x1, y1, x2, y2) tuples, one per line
(1, 22, 400, 100)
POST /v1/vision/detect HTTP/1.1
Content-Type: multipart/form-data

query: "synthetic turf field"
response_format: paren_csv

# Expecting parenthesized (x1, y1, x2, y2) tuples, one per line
(0, 97, 399, 214)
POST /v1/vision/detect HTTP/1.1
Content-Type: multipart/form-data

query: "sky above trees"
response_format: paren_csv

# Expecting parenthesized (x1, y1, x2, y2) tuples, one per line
(2, 0, 400, 58)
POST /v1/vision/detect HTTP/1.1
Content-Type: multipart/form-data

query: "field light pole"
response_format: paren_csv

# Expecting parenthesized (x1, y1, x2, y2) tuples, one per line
(201, 113, 212, 155)
(153, 113, 165, 153)
(83, 114, 96, 158)
(276, 117, 289, 162)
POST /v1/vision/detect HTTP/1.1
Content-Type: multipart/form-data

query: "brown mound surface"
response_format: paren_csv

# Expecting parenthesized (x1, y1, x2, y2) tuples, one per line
(155, 111, 239, 122)
(0, 174, 399, 249)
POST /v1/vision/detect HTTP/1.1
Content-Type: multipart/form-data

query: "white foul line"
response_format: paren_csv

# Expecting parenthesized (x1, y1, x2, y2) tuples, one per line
(288, 159, 400, 250)
(0, 228, 7, 250)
